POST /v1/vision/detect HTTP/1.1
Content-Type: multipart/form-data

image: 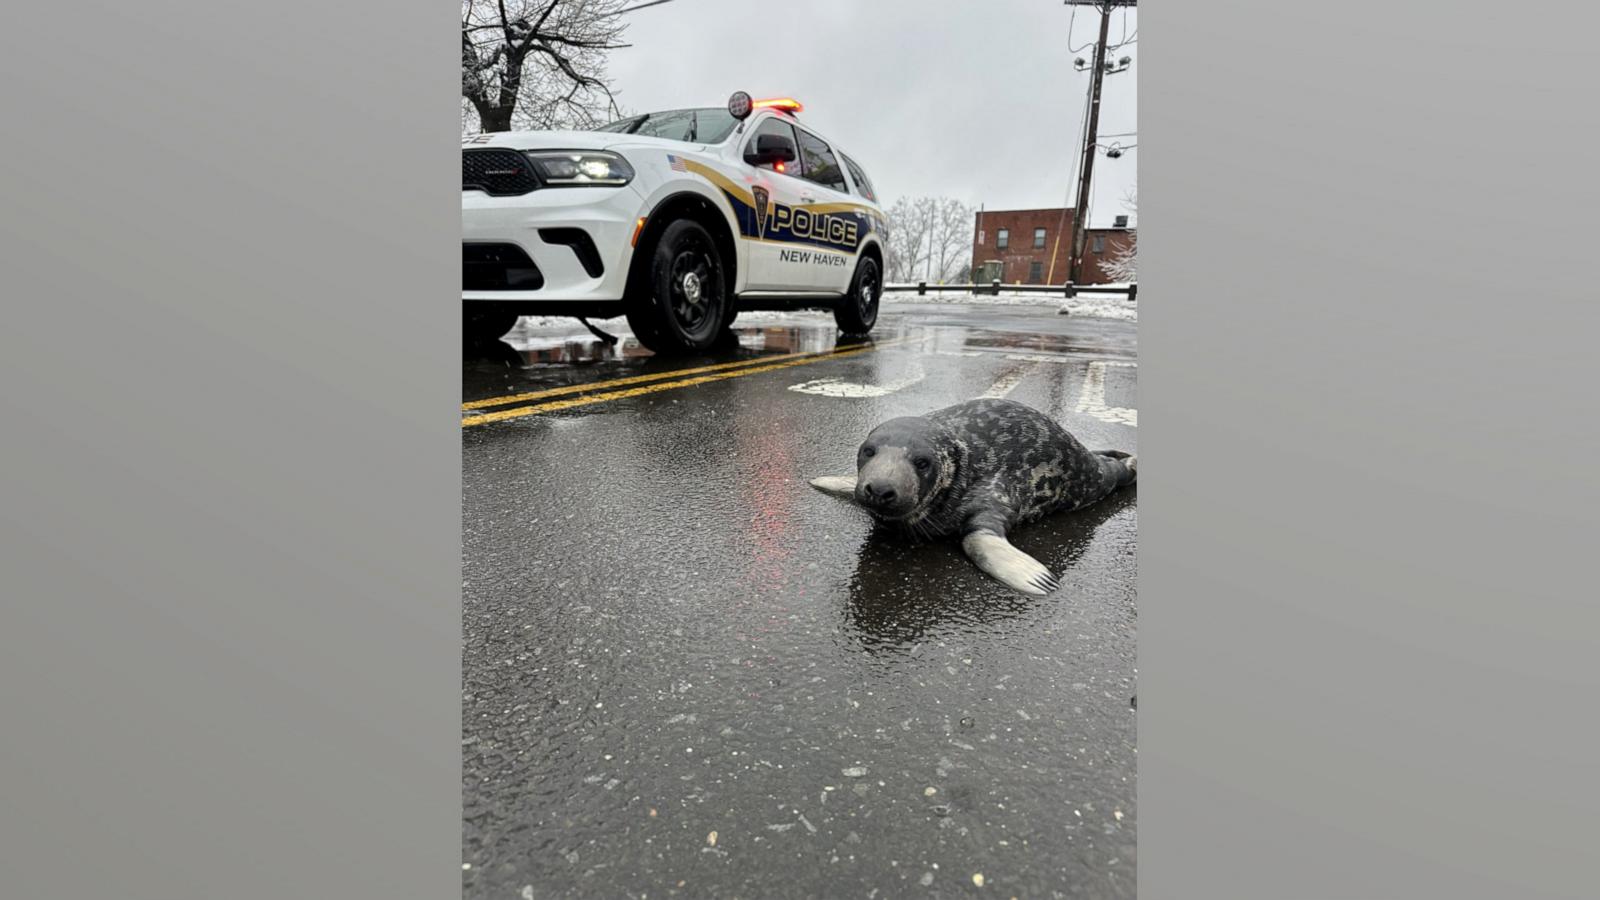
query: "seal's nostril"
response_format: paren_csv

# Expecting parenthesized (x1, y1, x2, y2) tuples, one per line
(861, 482, 894, 505)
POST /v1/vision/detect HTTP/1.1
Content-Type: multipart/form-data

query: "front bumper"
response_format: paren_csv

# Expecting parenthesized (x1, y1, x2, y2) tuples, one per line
(461, 182, 646, 304)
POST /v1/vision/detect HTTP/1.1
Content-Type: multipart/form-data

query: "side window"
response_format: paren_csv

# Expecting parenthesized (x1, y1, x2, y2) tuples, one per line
(795, 129, 848, 193)
(842, 154, 877, 202)
(997, 228, 1009, 249)
(743, 117, 802, 176)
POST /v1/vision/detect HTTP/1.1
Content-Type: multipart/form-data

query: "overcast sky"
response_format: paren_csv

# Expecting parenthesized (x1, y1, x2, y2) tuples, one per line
(606, 0, 1137, 227)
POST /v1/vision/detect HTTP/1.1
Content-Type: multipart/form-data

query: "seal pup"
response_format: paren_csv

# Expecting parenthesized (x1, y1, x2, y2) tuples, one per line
(810, 398, 1135, 595)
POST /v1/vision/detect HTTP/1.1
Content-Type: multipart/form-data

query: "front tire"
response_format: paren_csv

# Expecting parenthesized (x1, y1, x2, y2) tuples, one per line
(835, 256, 881, 335)
(626, 219, 729, 354)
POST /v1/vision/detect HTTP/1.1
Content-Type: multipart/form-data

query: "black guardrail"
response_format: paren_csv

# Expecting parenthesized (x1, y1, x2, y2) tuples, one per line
(883, 281, 1137, 301)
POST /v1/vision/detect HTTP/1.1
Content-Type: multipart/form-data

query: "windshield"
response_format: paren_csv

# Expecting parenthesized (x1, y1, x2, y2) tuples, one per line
(593, 107, 739, 144)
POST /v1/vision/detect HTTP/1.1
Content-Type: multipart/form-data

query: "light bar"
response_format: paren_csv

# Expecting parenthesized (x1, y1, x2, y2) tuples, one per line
(752, 97, 803, 114)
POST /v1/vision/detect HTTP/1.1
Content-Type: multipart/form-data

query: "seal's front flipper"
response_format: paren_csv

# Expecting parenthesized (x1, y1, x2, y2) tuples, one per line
(961, 530, 1060, 595)
(809, 475, 858, 499)
(1095, 449, 1137, 487)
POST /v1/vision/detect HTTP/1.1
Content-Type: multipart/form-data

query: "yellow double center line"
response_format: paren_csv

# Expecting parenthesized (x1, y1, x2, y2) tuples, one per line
(462, 338, 908, 427)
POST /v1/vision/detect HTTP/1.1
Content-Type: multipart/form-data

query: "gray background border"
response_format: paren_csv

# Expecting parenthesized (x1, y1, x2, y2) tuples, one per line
(1143, 2, 1600, 897)
(1, 2, 1596, 898)
(1, 3, 461, 898)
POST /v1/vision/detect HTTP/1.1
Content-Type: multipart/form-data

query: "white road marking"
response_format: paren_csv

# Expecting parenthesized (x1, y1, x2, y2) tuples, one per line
(978, 363, 1041, 399)
(1075, 361, 1138, 427)
(789, 370, 925, 398)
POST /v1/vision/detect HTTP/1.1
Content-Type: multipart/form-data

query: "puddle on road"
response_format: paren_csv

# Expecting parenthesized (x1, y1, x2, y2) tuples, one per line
(467, 316, 1128, 373)
(468, 322, 853, 368)
(462, 321, 894, 409)
(843, 490, 1137, 656)
(462, 316, 1136, 427)
(462, 308, 1139, 898)
(959, 331, 1133, 361)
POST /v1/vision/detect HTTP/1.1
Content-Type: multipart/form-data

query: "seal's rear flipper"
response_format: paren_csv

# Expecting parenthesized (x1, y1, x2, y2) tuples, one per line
(1095, 449, 1137, 486)
(962, 531, 1060, 596)
(809, 475, 858, 499)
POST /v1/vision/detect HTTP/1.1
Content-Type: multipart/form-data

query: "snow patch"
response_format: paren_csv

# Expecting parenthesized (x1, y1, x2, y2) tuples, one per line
(1060, 293, 1138, 321)
(882, 287, 1138, 321)
(735, 310, 832, 322)
(507, 309, 831, 336)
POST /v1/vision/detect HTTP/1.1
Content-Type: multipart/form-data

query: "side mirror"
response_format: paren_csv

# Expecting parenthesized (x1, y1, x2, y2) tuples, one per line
(746, 133, 797, 166)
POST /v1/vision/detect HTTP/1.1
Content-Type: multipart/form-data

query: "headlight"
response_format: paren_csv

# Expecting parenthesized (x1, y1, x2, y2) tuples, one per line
(522, 150, 634, 186)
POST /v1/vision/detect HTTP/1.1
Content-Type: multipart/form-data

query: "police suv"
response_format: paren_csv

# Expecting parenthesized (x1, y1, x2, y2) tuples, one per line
(462, 92, 887, 353)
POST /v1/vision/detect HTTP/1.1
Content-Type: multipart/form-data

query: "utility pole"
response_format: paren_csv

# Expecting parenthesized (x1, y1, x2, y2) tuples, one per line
(975, 203, 984, 282)
(1064, 1, 1134, 292)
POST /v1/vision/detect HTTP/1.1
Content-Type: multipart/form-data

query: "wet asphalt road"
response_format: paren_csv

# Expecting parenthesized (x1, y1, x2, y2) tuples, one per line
(462, 303, 1138, 899)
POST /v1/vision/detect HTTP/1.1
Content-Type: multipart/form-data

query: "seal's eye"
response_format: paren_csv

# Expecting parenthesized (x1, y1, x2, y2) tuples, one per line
(861, 446, 875, 458)
(914, 457, 931, 472)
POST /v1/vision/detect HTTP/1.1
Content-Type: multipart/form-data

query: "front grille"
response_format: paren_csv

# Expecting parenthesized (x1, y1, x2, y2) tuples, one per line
(463, 243, 544, 291)
(463, 149, 539, 196)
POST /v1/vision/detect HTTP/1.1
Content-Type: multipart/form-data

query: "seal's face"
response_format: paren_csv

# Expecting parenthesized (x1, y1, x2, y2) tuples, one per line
(854, 417, 949, 521)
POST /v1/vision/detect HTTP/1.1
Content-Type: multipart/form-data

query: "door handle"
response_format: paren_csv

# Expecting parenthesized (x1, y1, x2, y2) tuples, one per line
(799, 194, 817, 204)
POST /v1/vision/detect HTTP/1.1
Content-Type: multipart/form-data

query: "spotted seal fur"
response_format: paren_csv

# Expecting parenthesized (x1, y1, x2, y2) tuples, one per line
(810, 398, 1135, 595)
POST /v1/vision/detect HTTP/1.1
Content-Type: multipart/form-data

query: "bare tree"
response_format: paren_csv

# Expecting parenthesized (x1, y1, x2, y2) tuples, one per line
(1101, 187, 1138, 283)
(927, 197, 975, 283)
(885, 196, 973, 283)
(885, 197, 932, 283)
(462, 0, 630, 134)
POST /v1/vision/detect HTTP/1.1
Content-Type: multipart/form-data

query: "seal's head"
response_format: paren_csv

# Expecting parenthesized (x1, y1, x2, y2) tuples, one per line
(854, 416, 957, 522)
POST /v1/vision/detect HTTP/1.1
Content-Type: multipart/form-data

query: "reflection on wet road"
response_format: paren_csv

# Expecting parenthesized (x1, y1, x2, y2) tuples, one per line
(463, 305, 1137, 899)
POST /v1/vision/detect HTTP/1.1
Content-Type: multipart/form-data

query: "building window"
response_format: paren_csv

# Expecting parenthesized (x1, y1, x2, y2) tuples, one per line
(1034, 227, 1046, 249)
(1028, 261, 1043, 283)
(1092, 234, 1106, 254)
(996, 228, 1009, 249)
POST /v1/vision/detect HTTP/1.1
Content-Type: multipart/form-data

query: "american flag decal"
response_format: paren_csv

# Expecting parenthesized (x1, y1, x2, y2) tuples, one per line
(667, 155, 688, 172)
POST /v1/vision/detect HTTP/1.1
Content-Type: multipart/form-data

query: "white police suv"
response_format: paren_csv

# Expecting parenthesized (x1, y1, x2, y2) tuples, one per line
(462, 92, 887, 353)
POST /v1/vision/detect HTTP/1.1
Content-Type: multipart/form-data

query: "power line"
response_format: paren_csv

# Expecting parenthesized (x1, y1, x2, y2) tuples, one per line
(1107, 7, 1137, 50)
(614, 0, 678, 14)
(1066, 5, 1098, 54)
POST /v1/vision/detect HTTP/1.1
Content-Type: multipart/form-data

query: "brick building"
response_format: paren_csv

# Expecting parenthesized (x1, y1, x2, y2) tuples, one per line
(971, 207, 1134, 285)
